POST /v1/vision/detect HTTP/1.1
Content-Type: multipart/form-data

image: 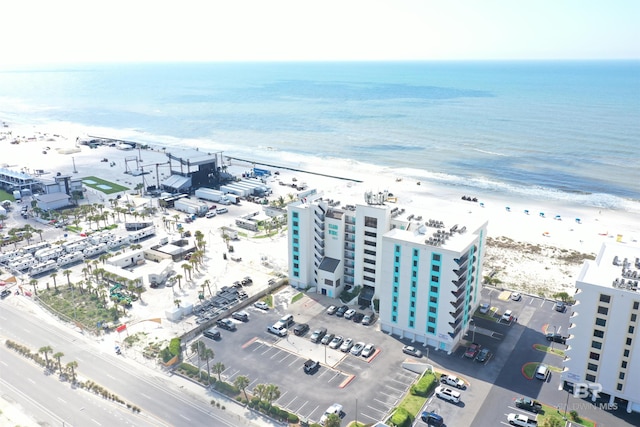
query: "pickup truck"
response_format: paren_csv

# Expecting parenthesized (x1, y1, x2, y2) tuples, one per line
(507, 413, 537, 426)
(515, 397, 542, 413)
(440, 374, 465, 389)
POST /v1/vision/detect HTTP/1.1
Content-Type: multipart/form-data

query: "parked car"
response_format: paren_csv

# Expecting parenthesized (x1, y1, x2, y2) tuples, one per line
(1, 289, 11, 299)
(231, 310, 249, 322)
(546, 333, 567, 344)
(344, 309, 357, 320)
(507, 413, 538, 427)
(501, 309, 513, 322)
(464, 343, 480, 358)
(254, 301, 269, 310)
(329, 335, 344, 349)
(278, 314, 294, 328)
(511, 292, 522, 301)
(351, 312, 364, 323)
(340, 338, 354, 352)
(362, 313, 376, 325)
(535, 364, 549, 380)
(310, 327, 327, 343)
(321, 333, 335, 345)
(402, 345, 422, 358)
(361, 343, 375, 358)
(479, 303, 490, 314)
(319, 403, 343, 426)
(203, 327, 221, 340)
(475, 347, 491, 363)
(216, 318, 236, 331)
(326, 305, 337, 315)
(335, 305, 349, 317)
(515, 397, 542, 413)
(350, 342, 366, 356)
(440, 375, 465, 389)
(268, 323, 288, 336)
(293, 323, 310, 336)
(205, 211, 216, 218)
(421, 411, 444, 426)
(555, 301, 566, 312)
(435, 386, 461, 403)
(303, 359, 320, 374)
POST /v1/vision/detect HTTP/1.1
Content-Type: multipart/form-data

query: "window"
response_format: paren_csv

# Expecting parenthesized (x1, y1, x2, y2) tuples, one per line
(428, 326, 435, 333)
(433, 254, 441, 261)
(624, 349, 630, 357)
(411, 291, 416, 298)
(617, 383, 623, 391)
(410, 301, 415, 308)
(430, 296, 437, 303)
(364, 230, 377, 238)
(429, 306, 436, 313)
(593, 330, 604, 338)
(364, 249, 376, 256)
(293, 229, 298, 235)
(632, 314, 637, 322)
(392, 315, 397, 322)
(364, 267, 375, 274)
(410, 311, 415, 318)
(428, 316, 436, 323)
(622, 361, 628, 369)
(394, 266, 399, 273)
(589, 352, 600, 361)
(587, 363, 598, 372)
(626, 338, 632, 346)
(364, 240, 377, 247)
(430, 286, 438, 293)
(591, 341, 602, 350)
(586, 374, 596, 382)
(433, 265, 440, 272)
(292, 212, 298, 218)
(619, 372, 625, 380)
(599, 294, 611, 303)
(364, 258, 376, 265)
(597, 306, 609, 315)
(293, 238, 299, 244)
(409, 320, 414, 327)
(634, 301, 639, 310)
(393, 286, 398, 293)
(293, 272, 299, 277)
(293, 255, 299, 261)
(292, 221, 298, 227)
(364, 216, 377, 228)
(412, 271, 417, 277)
(395, 256, 399, 262)
(293, 263, 299, 269)
(595, 318, 606, 327)
(431, 275, 439, 282)
(629, 326, 635, 334)
(393, 296, 397, 303)
(413, 249, 418, 257)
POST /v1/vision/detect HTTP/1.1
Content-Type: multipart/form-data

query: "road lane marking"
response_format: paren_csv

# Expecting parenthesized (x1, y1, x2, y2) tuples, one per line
(91, 419, 101, 425)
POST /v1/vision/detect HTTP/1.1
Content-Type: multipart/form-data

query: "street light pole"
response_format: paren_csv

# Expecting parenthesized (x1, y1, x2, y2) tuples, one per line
(564, 386, 570, 420)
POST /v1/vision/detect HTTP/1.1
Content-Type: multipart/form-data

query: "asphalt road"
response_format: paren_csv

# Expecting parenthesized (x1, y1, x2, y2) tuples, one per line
(0, 301, 269, 427)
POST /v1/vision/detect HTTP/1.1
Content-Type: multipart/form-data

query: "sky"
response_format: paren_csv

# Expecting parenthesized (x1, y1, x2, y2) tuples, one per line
(2, 0, 638, 65)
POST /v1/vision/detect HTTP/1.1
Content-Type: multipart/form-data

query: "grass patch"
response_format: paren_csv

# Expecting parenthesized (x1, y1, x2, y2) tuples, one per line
(81, 176, 129, 194)
(0, 189, 16, 201)
(263, 294, 273, 307)
(396, 392, 427, 417)
(533, 343, 565, 357)
(291, 292, 304, 304)
(537, 403, 596, 427)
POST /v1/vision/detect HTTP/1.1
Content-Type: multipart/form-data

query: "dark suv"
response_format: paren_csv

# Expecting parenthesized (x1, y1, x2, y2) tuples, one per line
(303, 359, 320, 374)
(421, 411, 443, 426)
(203, 327, 221, 340)
(546, 333, 567, 344)
(335, 305, 349, 317)
(216, 318, 236, 331)
(293, 323, 310, 336)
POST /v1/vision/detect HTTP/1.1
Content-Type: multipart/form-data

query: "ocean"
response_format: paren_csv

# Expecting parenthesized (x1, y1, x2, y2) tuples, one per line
(1, 61, 638, 211)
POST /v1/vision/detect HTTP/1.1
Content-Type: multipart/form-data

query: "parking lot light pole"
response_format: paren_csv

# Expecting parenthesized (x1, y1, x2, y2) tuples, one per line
(470, 319, 475, 342)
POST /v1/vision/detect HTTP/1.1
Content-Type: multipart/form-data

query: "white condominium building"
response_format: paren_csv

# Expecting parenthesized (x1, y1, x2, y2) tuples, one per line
(287, 190, 488, 353)
(563, 243, 640, 414)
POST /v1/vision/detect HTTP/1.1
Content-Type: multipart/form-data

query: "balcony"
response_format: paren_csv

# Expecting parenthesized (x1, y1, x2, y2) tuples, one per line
(450, 295, 464, 309)
(314, 217, 324, 229)
(453, 253, 469, 266)
(344, 252, 354, 260)
(449, 306, 463, 319)
(453, 264, 468, 277)
(448, 326, 462, 339)
(452, 276, 466, 288)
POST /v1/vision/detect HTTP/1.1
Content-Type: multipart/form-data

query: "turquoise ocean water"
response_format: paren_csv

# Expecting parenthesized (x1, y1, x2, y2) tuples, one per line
(0, 61, 638, 210)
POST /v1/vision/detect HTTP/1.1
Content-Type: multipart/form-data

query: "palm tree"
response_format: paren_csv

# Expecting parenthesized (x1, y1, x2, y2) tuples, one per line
(53, 351, 64, 374)
(39, 345, 53, 368)
(49, 272, 58, 290)
(66, 361, 78, 383)
(264, 384, 281, 409)
(202, 347, 214, 384)
(29, 278, 38, 295)
(253, 383, 267, 403)
(181, 263, 191, 281)
(63, 269, 72, 288)
(190, 341, 205, 378)
(325, 413, 341, 427)
(203, 279, 213, 297)
(234, 375, 250, 402)
(175, 274, 183, 290)
(174, 299, 181, 308)
(212, 362, 225, 382)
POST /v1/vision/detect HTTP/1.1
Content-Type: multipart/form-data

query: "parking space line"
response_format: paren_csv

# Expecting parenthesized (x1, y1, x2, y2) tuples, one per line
(261, 346, 274, 355)
(305, 404, 320, 421)
(288, 357, 299, 367)
(284, 395, 297, 409)
(294, 400, 309, 414)
(360, 412, 380, 422)
(241, 337, 258, 349)
(280, 353, 293, 363)
(270, 349, 284, 359)
(385, 383, 407, 393)
(328, 372, 341, 383)
(275, 390, 289, 405)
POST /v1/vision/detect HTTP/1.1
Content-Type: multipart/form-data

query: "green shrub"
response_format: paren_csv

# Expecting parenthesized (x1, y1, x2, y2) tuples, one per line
(169, 337, 181, 356)
(411, 371, 437, 397)
(212, 380, 239, 398)
(389, 407, 413, 427)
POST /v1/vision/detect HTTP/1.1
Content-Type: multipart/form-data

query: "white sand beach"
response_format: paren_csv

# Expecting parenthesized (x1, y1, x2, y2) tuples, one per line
(2, 120, 639, 301)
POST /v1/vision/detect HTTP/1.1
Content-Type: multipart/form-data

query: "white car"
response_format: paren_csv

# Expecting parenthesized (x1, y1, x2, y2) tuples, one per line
(268, 323, 287, 337)
(254, 301, 269, 310)
(361, 343, 375, 358)
(501, 309, 513, 322)
(319, 403, 343, 426)
(435, 385, 461, 403)
(479, 303, 490, 314)
(511, 292, 522, 301)
(350, 342, 366, 356)
(340, 338, 354, 352)
(440, 375, 465, 389)
(344, 309, 356, 320)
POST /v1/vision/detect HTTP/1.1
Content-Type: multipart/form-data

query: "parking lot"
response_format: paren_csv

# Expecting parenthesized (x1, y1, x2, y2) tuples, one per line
(188, 290, 420, 425)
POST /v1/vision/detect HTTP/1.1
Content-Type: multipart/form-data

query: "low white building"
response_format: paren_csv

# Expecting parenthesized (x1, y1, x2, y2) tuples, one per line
(35, 192, 71, 211)
(563, 242, 640, 414)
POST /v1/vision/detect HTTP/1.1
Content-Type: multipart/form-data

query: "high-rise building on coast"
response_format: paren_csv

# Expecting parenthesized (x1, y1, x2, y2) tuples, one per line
(287, 190, 488, 353)
(563, 243, 640, 414)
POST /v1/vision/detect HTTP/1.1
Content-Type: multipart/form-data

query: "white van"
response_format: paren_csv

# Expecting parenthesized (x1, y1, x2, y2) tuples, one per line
(216, 207, 228, 214)
(535, 364, 549, 380)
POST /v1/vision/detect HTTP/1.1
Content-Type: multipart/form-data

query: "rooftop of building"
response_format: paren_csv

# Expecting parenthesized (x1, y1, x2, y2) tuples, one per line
(578, 242, 640, 293)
